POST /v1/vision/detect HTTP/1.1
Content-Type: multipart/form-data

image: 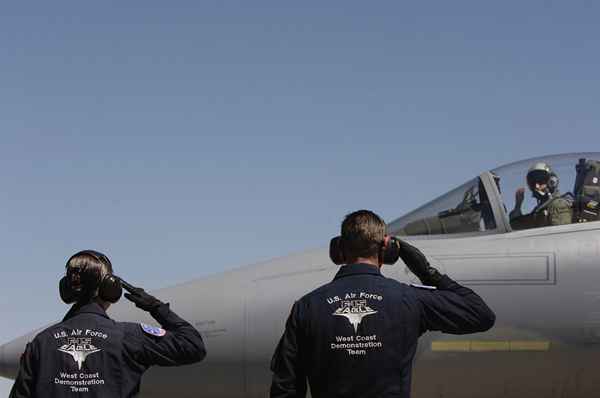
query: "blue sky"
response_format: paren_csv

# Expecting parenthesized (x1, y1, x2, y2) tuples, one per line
(1, 1, 599, 394)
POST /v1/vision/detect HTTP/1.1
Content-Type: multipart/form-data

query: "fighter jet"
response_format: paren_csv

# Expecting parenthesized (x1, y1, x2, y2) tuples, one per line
(2, 152, 600, 397)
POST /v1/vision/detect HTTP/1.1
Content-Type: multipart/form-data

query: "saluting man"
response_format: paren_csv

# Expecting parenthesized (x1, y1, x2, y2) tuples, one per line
(270, 210, 495, 398)
(10, 250, 206, 398)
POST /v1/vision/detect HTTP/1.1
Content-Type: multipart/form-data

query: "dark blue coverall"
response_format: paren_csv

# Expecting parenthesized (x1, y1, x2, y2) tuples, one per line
(271, 263, 495, 398)
(10, 301, 205, 397)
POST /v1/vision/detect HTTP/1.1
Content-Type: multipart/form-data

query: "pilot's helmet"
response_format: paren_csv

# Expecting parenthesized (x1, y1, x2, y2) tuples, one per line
(526, 162, 558, 200)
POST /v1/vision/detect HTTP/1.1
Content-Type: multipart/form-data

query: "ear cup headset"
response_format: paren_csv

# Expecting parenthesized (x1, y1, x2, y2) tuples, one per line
(329, 235, 401, 265)
(381, 236, 401, 265)
(329, 236, 345, 265)
(59, 250, 124, 304)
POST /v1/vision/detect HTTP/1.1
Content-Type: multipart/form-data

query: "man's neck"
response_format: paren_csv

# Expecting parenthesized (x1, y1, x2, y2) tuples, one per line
(77, 298, 110, 311)
(346, 257, 381, 269)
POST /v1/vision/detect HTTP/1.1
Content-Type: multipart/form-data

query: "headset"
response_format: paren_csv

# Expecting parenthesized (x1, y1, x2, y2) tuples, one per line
(329, 235, 401, 265)
(59, 250, 124, 304)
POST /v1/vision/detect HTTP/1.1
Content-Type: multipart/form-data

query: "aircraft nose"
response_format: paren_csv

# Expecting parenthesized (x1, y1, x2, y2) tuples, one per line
(0, 344, 5, 378)
(0, 342, 11, 380)
(1, 326, 49, 381)
(0, 335, 30, 380)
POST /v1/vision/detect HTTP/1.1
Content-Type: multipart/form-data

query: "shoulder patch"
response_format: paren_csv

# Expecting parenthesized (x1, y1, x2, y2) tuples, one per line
(140, 323, 166, 337)
(410, 283, 437, 290)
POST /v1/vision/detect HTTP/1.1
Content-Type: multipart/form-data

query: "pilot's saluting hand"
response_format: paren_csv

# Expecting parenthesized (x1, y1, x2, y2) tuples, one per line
(123, 283, 164, 312)
(396, 238, 443, 286)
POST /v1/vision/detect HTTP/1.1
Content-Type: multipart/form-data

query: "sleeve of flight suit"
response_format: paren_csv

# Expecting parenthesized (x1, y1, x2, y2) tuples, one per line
(270, 301, 308, 398)
(415, 275, 496, 335)
(124, 303, 206, 368)
(9, 342, 38, 398)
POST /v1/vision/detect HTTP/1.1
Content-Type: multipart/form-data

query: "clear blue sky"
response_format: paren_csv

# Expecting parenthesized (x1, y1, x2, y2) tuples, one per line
(1, 1, 599, 394)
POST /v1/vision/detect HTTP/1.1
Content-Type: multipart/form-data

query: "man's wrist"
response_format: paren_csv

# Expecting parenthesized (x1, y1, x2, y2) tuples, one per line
(149, 302, 170, 319)
(435, 274, 456, 290)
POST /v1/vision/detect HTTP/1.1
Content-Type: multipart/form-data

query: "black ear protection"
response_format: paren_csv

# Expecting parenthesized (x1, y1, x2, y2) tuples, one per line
(59, 250, 123, 304)
(329, 235, 401, 265)
(329, 236, 345, 265)
(381, 236, 401, 265)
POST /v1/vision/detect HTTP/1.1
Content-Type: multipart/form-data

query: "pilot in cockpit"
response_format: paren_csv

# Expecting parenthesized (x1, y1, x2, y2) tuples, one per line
(509, 162, 573, 229)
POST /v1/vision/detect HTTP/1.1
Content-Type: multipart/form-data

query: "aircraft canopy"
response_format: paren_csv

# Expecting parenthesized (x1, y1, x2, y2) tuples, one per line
(388, 152, 600, 237)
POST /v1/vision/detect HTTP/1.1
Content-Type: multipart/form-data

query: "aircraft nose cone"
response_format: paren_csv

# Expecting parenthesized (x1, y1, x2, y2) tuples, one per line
(0, 341, 19, 380)
(0, 342, 13, 380)
(0, 344, 5, 378)
(0, 335, 31, 380)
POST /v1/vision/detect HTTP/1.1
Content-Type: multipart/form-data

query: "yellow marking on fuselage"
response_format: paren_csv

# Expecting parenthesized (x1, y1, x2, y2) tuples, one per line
(509, 340, 550, 351)
(471, 341, 510, 352)
(430, 341, 471, 352)
(431, 340, 551, 352)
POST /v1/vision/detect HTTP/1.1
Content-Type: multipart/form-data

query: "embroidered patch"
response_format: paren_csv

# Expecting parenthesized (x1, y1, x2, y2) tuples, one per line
(141, 323, 166, 337)
(410, 283, 437, 290)
(58, 338, 102, 370)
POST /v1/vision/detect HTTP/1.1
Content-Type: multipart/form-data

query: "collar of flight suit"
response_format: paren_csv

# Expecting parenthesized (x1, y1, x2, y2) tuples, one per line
(62, 301, 111, 322)
(334, 263, 383, 280)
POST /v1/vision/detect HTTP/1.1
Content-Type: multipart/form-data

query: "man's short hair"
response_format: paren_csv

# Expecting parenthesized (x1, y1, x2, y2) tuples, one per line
(66, 251, 113, 301)
(341, 210, 386, 260)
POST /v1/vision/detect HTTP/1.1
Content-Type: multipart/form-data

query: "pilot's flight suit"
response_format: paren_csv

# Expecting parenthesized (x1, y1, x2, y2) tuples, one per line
(9, 302, 206, 398)
(270, 263, 495, 398)
(510, 193, 573, 230)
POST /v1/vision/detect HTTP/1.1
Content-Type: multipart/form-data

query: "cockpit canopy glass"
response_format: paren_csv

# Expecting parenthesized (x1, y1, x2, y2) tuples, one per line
(389, 152, 600, 237)
(388, 177, 497, 236)
(493, 152, 600, 231)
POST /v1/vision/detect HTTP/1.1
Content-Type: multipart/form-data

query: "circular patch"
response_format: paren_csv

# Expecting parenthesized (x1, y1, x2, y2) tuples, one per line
(140, 323, 166, 337)
(593, 177, 599, 184)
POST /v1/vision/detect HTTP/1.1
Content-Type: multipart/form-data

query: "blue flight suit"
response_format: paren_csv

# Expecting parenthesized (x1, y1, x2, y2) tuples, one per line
(270, 263, 495, 398)
(10, 302, 206, 398)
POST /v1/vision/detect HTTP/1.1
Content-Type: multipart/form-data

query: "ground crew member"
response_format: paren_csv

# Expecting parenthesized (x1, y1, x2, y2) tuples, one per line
(9, 250, 206, 398)
(270, 210, 495, 398)
(510, 162, 573, 229)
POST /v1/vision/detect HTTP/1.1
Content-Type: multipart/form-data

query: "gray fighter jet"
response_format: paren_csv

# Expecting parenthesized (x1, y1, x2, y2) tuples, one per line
(2, 152, 600, 397)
